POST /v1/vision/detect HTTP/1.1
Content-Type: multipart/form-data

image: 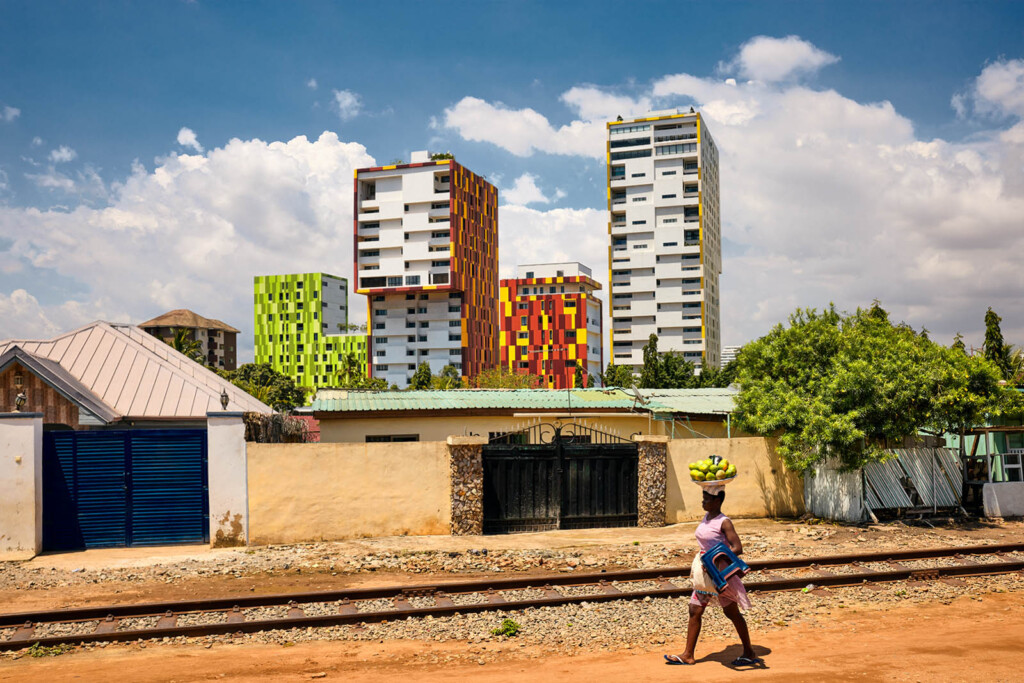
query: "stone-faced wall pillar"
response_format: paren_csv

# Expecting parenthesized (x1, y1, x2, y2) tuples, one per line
(635, 435, 669, 528)
(447, 436, 486, 535)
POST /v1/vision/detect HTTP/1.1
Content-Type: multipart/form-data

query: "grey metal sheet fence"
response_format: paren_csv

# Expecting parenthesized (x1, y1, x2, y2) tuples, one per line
(864, 448, 962, 513)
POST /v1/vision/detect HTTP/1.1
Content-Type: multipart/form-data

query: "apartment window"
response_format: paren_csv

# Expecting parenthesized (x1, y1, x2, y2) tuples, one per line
(297, 323, 304, 332)
(375, 350, 386, 357)
(325, 343, 334, 351)
(610, 166, 625, 178)
(419, 322, 428, 328)
(631, 172, 646, 178)
(406, 322, 416, 328)
(449, 292, 462, 299)
(361, 249, 380, 257)
(610, 149, 652, 161)
(655, 143, 697, 156)
(406, 350, 415, 356)
(518, 332, 529, 339)
(431, 260, 450, 267)
(268, 334, 273, 342)
(297, 302, 304, 310)
(404, 204, 410, 212)
(407, 307, 415, 314)
(431, 230, 450, 238)
(374, 364, 387, 371)
(313, 291, 318, 299)
(449, 334, 461, 341)
(609, 136, 651, 149)
(609, 124, 650, 134)
(268, 314, 274, 322)
(361, 277, 386, 288)
(374, 323, 385, 330)
(664, 218, 678, 224)
(431, 202, 450, 210)
(520, 316, 527, 325)
(565, 301, 576, 308)
(632, 244, 648, 249)
(431, 272, 449, 285)
(449, 320, 460, 327)
(517, 302, 528, 310)
(374, 309, 386, 316)
(662, 194, 677, 199)
(449, 305, 460, 313)
(417, 307, 427, 314)
(372, 295, 384, 302)
(374, 337, 387, 344)
(313, 312, 318, 320)
(407, 335, 416, 342)
(405, 275, 420, 285)
(632, 196, 647, 202)
(631, 220, 647, 225)
(662, 170, 677, 176)
(417, 335, 427, 342)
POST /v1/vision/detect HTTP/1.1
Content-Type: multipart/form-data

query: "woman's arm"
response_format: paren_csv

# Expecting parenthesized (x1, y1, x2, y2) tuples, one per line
(721, 519, 743, 556)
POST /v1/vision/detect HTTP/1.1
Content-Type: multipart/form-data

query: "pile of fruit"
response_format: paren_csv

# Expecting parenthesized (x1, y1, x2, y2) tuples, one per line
(688, 458, 737, 482)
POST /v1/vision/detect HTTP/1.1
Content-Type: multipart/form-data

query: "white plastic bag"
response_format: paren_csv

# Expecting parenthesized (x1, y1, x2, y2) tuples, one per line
(691, 553, 717, 595)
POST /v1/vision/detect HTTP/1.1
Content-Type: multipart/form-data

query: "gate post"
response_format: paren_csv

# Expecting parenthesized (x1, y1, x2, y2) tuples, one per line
(447, 435, 486, 536)
(0, 412, 43, 560)
(635, 435, 669, 528)
(207, 411, 248, 547)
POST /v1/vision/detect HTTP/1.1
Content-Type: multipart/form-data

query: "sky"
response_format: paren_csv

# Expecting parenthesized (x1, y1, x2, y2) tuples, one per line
(1, 1, 1023, 362)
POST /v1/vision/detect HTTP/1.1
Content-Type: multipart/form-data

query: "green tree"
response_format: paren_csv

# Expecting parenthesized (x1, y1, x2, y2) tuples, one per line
(1007, 346, 1024, 388)
(661, 352, 698, 388)
(574, 363, 584, 388)
(223, 363, 307, 412)
(432, 364, 463, 390)
(601, 362, 634, 388)
(169, 328, 204, 364)
(469, 366, 542, 389)
(639, 334, 663, 388)
(952, 332, 967, 354)
(984, 307, 1011, 379)
(735, 304, 1021, 473)
(430, 152, 454, 160)
(695, 360, 738, 388)
(410, 362, 434, 390)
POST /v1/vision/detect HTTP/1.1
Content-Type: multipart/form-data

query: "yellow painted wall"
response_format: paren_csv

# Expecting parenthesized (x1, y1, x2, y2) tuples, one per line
(247, 441, 451, 544)
(318, 414, 733, 443)
(666, 438, 804, 522)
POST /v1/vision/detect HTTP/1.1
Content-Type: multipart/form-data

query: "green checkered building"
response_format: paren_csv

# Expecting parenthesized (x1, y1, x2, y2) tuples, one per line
(254, 273, 367, 393)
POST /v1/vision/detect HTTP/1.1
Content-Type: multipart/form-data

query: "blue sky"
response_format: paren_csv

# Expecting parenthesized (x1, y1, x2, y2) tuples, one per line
(2, 1, 1023, 359)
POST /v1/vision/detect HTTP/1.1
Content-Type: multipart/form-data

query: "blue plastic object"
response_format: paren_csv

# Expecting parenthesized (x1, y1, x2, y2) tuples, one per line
(700, 542, 750, 592)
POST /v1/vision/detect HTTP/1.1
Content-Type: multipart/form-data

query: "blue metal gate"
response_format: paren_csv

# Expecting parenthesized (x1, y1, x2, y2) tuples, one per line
(43, 429, 209, 550)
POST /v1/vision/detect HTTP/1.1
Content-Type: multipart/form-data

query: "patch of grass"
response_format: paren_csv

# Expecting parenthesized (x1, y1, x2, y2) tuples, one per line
(27, 643, 74, 658)
(491, 618, 521, 638)
(632, 541, 640, 546)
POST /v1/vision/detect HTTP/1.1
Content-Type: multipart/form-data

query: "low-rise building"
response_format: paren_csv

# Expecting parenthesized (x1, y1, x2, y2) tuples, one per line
(139, 309, 239, 370)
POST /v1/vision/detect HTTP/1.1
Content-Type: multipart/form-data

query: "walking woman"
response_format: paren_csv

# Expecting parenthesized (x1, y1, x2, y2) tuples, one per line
(665, 489, 763, 667)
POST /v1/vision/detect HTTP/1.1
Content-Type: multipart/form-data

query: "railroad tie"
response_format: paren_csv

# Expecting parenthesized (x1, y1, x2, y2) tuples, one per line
(156, 611, 177, 629)
(227, 606, 245, 624)
(94, 615, 119, 634)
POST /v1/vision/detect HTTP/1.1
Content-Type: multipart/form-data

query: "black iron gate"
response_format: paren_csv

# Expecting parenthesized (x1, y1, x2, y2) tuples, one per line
(482, 423, 638, 533)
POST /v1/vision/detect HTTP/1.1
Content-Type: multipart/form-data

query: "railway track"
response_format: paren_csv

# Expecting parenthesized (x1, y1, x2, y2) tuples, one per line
(2, 543, 1022, 651)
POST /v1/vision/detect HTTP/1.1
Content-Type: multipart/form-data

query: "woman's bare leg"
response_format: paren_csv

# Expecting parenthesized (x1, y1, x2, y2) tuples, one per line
(722, 602, 756, 658)
(679, 603, 705, 663)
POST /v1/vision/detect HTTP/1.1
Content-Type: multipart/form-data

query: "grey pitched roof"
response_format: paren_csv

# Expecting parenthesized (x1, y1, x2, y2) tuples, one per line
(0, 321, 270, 420)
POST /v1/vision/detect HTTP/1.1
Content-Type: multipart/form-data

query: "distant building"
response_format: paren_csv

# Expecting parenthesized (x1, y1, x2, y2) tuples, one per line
(139, 309, 239, 370)
(253, 272, 368, 391)
(355, 151, 498, 387)
(607, 108, 722, 370)
(499, 262, 603, 388)
(721, 345, 740, 366)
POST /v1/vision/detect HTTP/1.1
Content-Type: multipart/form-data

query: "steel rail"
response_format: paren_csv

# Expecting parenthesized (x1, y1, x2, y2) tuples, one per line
(1, 544, 1021, 652)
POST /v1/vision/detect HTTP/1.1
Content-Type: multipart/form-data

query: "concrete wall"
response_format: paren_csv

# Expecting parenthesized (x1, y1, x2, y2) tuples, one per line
(0, 413, 43, 560)
(247, 441, 451, 544)
(666, 437, 804, 522)
(207, 412, 248, 547)
(983, 482, 1024, 518)
(319, 414, 732, 443)
(805, 463, 864, 523)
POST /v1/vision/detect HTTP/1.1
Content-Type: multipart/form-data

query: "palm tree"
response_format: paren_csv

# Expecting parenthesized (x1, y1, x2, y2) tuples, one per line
(1007, 345, 1024, 387)
(170, 328, 204, 364)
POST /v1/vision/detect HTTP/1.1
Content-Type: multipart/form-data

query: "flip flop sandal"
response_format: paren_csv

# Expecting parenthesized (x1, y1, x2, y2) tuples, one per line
(664, 654, 694, 665)
(730, 656, 764, 667)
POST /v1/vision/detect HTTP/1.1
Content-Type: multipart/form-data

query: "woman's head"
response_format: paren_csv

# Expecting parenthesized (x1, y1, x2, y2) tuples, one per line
(701, 489, 725, 512)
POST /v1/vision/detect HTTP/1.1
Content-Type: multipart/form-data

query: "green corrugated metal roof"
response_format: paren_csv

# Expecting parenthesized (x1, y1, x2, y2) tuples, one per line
(311, 387, 737, 415)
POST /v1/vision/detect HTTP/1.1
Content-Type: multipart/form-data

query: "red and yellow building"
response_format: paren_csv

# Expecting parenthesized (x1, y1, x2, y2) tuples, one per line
(499, 263, 604, 389)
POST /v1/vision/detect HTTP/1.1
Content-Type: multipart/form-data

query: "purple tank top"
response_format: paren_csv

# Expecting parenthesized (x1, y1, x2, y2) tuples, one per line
(695, 513, 729, 553)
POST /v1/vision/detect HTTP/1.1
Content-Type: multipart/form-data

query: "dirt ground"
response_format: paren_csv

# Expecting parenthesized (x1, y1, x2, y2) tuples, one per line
(2, 590, 1022, 682)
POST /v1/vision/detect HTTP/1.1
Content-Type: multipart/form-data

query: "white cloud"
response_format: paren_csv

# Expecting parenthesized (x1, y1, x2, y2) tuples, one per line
(442, 97, 606, 158)
(960, 58, 1024, 118)
(49, 145, 77, 163)
(442, 37, 1024, 349)
(307, 78, 318, 90)
(26, 170, 75, 191)
(722, 35, 840, 82)
(332, 89, 362, 121)
(503, 173, 552, 205)
(1, 132, 375, 357)
(176, 127, 204, 152)
(499, 205, 607, 282)
(1, 106, 19, 122)
(31, 136, 43, 147)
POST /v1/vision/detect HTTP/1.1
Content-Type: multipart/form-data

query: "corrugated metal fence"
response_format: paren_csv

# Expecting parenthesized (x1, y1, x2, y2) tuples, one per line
(807, 448, 962, 522)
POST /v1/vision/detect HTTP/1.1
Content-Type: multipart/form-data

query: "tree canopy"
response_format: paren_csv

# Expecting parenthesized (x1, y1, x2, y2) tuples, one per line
(221, 363, 307, 412)
(733, 303, 1020, 473)
(468, 366, 542, 389)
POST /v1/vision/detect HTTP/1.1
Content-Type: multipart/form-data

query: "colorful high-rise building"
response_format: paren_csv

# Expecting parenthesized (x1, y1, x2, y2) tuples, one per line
(354, 151, 498, 387)
(253, 273, 367, 391)
(499, 262, 603, 389)
(607, 109, 722, 370)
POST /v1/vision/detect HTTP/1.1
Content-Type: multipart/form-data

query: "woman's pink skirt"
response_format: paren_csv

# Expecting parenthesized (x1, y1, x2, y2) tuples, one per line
(690, 573, 751, 610)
